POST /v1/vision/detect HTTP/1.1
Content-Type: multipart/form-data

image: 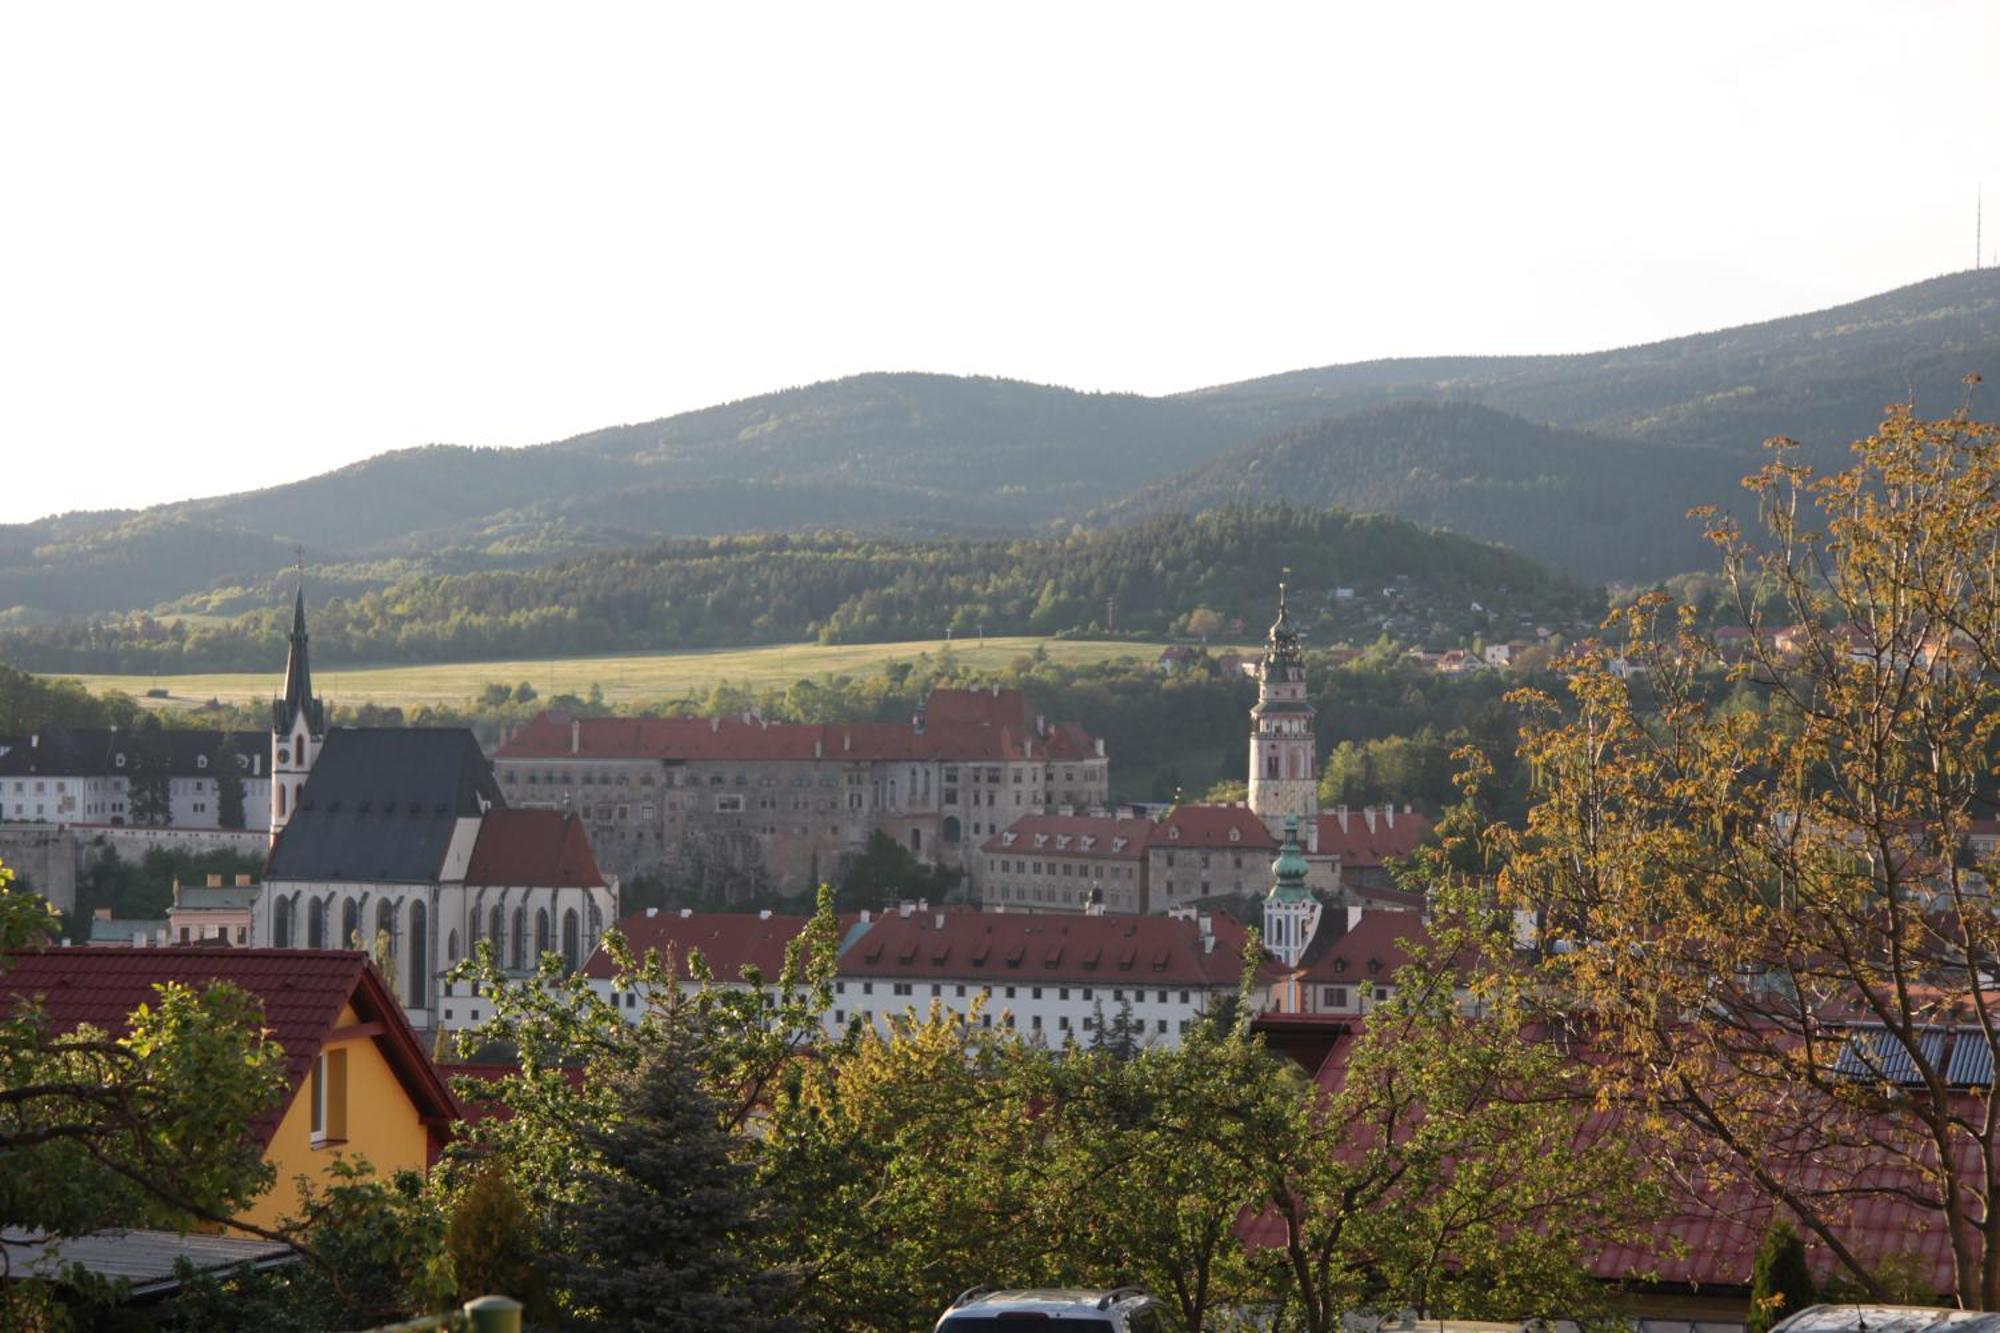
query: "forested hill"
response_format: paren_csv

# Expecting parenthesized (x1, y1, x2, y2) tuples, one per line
(3, 269, 1994, 620)
(1093, 401, 1751, 581)
(1185, 268, 2000, 460)
(0, 507, 1601, 675)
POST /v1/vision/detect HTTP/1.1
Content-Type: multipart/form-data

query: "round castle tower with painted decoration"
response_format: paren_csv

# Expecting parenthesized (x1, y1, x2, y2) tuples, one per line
(1248, 578, 1319, 843)
(1263, 814, 1321, 967)
(270, 589, 326, 842)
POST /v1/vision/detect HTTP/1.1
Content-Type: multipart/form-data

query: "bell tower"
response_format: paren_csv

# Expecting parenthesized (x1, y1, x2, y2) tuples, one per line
(1264, 815, 1320, 968)
(1248, 577, 1318, 841)
(271, 588, 326, 842)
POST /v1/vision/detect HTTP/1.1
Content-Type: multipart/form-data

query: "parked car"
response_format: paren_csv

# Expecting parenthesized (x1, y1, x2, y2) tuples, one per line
(934, 1287, 1164, 1331)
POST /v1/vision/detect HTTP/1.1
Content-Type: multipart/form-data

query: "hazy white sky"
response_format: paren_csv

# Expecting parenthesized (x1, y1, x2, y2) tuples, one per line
(3, 1, 1996, 523)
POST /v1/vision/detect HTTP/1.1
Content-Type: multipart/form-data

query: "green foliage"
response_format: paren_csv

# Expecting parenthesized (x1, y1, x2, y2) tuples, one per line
(214, 730, 248, 829)
(125, 713, 173, 827)
(72, 845, 265, 932)
(1747, 1220, 1817, 1333)
(561, 1037, 793, 1331)
(0, 506, 1596, 675)
(0, 868, 288, 1239)
(0, 663, 144, 733)
(443, 1158, 549, 1319)
(836, 829, 954, 911)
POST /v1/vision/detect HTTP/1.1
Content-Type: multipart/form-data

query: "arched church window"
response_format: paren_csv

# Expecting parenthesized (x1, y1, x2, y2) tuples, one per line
(273, 896, 293, 949)
(942, 817, 961, 844)
(308, 896, 327, 948)
(277, 785, 287, 818)
(511, 907, 527, 971)
(447, 928, 460, 964)
(535, 909, 552, 962)
(375, 899, 396, 954)
(562, 909, 580, 974)
(408, 903, 428, 1008)
(587, 904, 603, 953)
(341, 900, 360, 950)
(489, 905, 505, 962)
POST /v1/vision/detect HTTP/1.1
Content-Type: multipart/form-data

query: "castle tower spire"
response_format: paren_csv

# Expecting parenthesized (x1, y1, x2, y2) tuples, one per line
(1264, 815, 1321, 967)
(271, 585, 326, 841)
(1248, 573, 1319, 842)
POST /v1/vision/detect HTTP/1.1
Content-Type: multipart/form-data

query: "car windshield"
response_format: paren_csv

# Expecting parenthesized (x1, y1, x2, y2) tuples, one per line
(940, 1312, 1120, 1320)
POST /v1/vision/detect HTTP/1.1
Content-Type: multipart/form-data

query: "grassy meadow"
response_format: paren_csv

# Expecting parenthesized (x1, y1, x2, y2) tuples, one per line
(57, 637, 1195, 712)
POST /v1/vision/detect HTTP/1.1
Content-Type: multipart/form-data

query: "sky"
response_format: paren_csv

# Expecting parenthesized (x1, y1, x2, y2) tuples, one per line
(2, 1, 1997, 523)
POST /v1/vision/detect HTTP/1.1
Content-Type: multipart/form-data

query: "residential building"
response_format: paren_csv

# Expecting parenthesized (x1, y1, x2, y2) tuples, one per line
(1268, 909, 1427, 1017)
(0, 728, 269, 829)
(0, 947, 458, 1232)
(168, 873, 260, 945)
(83, 908, 167, 947)
(976, 812, 1152, 912)
(1146, 804, 1278, 911)
(491, 686, 1109, 895)
(832, 906, 1269, 1047)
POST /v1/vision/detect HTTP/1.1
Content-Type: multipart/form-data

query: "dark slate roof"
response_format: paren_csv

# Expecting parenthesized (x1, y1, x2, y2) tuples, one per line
(0, 729, 266, 780)
(266, 728, 502, 884)
(464, 809, 605, 888)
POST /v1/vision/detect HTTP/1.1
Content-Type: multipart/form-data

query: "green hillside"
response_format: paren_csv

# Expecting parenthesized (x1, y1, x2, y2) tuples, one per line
(1094, 401, 1751, 581)
(0, 507, 1600, 675)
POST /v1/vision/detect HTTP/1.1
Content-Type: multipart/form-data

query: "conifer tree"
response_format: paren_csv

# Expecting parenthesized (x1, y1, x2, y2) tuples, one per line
(214, 731, 247, 829)
(1747, 1219, 1817, 1333)
(556, 1039, 791, 1331)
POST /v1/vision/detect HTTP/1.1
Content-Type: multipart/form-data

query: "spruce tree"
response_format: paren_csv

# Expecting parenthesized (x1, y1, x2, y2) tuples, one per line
(1747, 1218, 1817, 1333)
(127, 715, 174, 827)
(557, 1040, 791, 1331)
(214, 732, 247, 829)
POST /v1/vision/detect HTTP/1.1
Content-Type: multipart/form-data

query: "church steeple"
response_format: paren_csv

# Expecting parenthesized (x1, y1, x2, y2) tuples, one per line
(1264, 815, 1321, 967)
(1248, 573, 1319, 842)
(271, 586, 326, 840)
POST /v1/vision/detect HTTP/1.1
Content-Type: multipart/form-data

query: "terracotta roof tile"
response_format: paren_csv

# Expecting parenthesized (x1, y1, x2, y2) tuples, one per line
(1153, 804, 1279, 851)
(464, 809, 605, 888)
(836, 909, 1258, 988)
(1314, 806, 1433, 869)
(981, 813, 1153, 860)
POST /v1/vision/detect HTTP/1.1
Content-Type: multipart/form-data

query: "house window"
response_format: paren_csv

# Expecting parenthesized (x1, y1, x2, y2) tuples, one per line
(1324, 986, 1350, 1009)
(310, 1048, 348, 1145)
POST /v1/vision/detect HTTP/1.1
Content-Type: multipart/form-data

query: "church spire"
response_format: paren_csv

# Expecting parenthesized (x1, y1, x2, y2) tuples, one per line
(276, 586, 324, 737)
(271, 584, 326, 841)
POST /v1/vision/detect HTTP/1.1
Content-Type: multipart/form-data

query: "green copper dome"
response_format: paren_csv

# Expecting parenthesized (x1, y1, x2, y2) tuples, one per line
(1268, 815, 1311, 902)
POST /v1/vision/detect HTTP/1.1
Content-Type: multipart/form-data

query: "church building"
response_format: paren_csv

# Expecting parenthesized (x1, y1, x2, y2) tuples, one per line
(253, 594, 618, 1029)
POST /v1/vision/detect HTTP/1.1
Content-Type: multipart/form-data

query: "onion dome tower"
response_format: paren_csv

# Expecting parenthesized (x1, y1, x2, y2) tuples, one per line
(1264, 815, 1320, 967)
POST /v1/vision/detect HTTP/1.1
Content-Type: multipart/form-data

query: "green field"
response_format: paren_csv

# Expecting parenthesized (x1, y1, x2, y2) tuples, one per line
(59, 637, 1199, 711)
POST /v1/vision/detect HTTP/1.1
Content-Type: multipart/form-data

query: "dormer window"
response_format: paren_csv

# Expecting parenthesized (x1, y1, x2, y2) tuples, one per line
(196, 755, 208, 770)
(1002, 833, 1016, 846)
(1080, 836, 1095, 851)
(1111, 837, 1127, 852)
(1228, 827, 1240, 843)
(115, 754, 127, 769)
(1168, 826, 1180, 840)
(1034, 834, 1048, 848)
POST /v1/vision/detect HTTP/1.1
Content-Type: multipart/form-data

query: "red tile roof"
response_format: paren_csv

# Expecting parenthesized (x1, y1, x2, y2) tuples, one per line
(1294, 911, 1428, 984)
(0, 948, 458, 1152)
(464, 809, 605, 888)
(923, 686, 1031, 729)
(1315, 806, 1432, 870)
(585, 910, 836, 983)
(982, 813, 1153, 860)
(1152, 804, 1279, 851)
(497, 701, 1102, 767)
(838, 909, 1260, 988)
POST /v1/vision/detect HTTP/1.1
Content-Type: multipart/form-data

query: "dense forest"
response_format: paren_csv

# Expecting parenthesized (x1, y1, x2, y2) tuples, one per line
(0, 506, 1601, 674)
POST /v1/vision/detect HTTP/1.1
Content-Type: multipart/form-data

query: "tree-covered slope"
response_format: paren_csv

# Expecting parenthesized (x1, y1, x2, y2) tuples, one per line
(1186, 268, 2000, 460)
(1094, 401, 1750, 581)
(0, 507, 1601, 674)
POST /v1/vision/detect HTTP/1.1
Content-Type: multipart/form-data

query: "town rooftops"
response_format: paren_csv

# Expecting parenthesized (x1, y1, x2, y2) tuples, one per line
(838, 908, 1259, 989)
(1316, 804, 1433, 871)
(267, 728, 501, 884)
(0, 947, 458, 1150)
(464, 808, 605, 888)
(1152, 803, 1279, 851)
(0, 728, 266, 780)
(1295, 910, 1429, 983)
(982, 813, 1154, 860)
(583, 908, 854, 983)
(496, 705, 1103, 766)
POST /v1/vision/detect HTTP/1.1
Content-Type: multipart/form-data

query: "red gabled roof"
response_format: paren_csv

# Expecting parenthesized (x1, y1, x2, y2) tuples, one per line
(0, 948, 459, 1152)
(1295, 911, 1429, 984)
(924, 686, 1032, 729)
(981, 813, 1153, 860)
(1153, 804, 1279, 851)
(584, 909, 843, 983)
(464, 809, 605, 888)
(1315, 806, 1433, 870)
(836, 909, 1261, 988)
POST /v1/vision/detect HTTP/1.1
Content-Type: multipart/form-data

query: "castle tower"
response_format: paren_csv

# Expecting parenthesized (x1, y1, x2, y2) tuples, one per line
(1264, 815, 1320, 968)
(1248, 579, 1318, 841)
(270, 589, 326, 841)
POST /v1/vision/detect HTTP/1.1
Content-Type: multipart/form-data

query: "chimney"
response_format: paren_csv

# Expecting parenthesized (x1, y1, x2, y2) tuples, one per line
(1095, 738, 1104, 757)
(1348, 905, 1364, 932)
(1364, 807, 1377, 834)
(759, 909, 773, 920)
(571, 718, 581, 755)
(900, 903, 914, 918)
(918, 898, 929, 913)
(860, 909, 872, 923)
(843, 732, 851, 753)
(206, 874, 223, 888)
(936, 912, 946, 929)
(814, 738, 824, 759)
(1384, 804, 1395, 828)
(711, 716, 720, 734)
(679, 907, 693, 918)
(1197, 912, 1212, 938)
(1335, 804, 1349, 833)
(94, 907, 111, 921)
(235, 873, 254, 887)
(913, 709, 925, 735)
(646, 907, 659, 917)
